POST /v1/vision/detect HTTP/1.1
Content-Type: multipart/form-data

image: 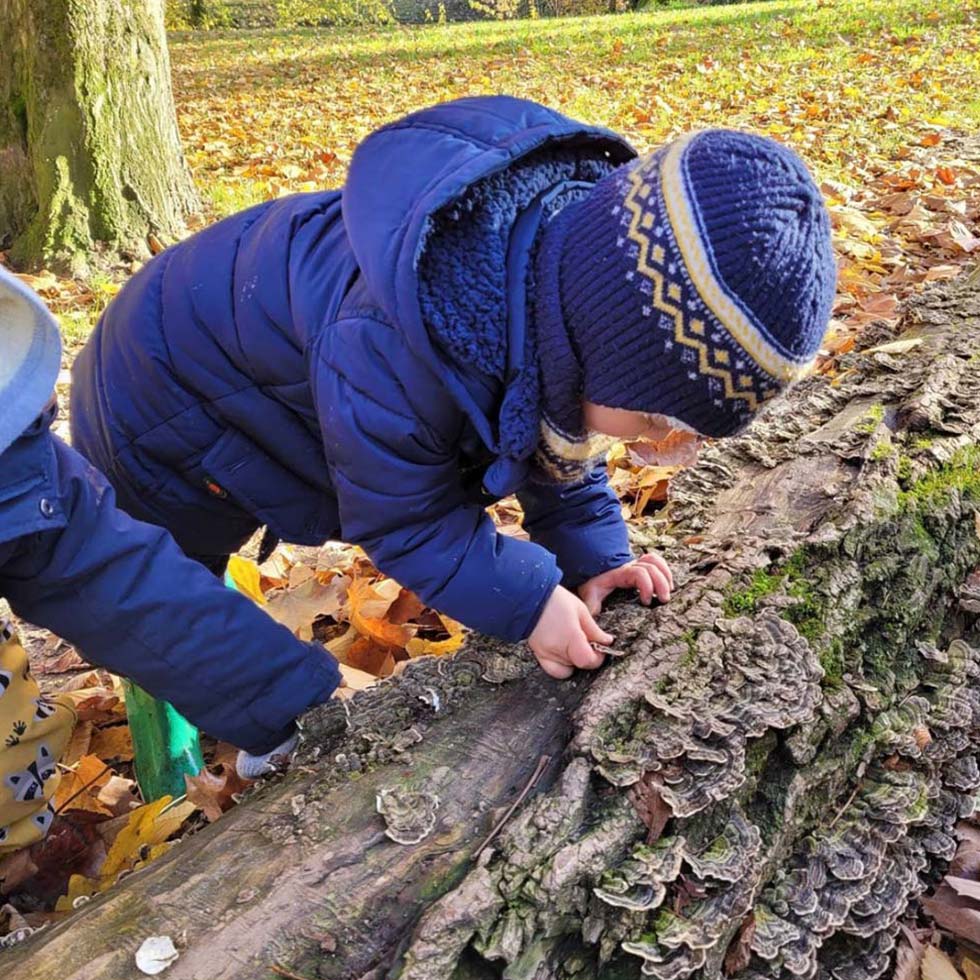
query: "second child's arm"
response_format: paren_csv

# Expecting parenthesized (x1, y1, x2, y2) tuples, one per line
(0, 426, 340, 756)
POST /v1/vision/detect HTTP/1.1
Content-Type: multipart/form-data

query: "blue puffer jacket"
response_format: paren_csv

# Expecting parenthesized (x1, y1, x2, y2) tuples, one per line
(72, 97, 637, 642)
(0, 408, 340, 754)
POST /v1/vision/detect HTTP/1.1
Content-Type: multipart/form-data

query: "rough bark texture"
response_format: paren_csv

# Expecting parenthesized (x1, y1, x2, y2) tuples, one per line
(0, 0, 198, 271)
(4, 274, 980, 979)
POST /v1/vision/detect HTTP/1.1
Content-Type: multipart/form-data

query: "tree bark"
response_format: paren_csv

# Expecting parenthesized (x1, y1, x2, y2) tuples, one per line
(4, 274, 980, 980)
(0, 0, 198, 272)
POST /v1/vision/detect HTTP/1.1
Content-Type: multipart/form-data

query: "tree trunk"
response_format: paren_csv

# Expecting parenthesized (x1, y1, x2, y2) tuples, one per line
(5, 275, 980, 980)
(0, 0, 198, 272)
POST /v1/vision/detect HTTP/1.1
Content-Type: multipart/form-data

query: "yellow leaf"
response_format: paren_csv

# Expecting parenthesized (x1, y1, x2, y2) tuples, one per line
(406, 633, 465, 658)
(100, 796, 196, 883)
(226, 555, 266, 605)
(54, 873, 99, 912)
(406, 614, 466, 658)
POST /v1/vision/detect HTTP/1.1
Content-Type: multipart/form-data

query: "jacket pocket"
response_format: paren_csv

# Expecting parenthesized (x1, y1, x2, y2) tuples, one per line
(200, 428, 339, 545)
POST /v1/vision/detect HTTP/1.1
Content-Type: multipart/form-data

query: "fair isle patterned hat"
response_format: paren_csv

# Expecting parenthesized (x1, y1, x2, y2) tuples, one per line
(534, 129, 837, 444)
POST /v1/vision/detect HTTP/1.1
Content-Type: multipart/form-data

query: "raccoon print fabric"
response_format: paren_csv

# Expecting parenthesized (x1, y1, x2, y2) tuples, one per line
(0, 623, 75, 854)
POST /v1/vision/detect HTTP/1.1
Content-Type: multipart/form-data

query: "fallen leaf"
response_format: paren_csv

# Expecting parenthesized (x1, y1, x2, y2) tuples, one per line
(54, 755, 113, 817)
(723, 914, 756, 975)
(96, 775, 139, 816)
(89, 726, 134, 763)
(62, 720, 94, 766)
(922, 883, 980, 946)
(184, 766, 249, 823)
(627, 772, 672, 844)
(0, 850, 38, 896)
(266, 573, 350, 640)
(962, 957, 980, 980)
(893, 931, 925, 980)
(226, 555, 266, 604)
(69, 689, 126, 725)
(861, 337, 923, 356)
(348, 576, 413, 648)
(99, 796, 197, 884)
(946, 876, 980, 901)
(337, 663, 378, 691)
(922, 945, 965, 980)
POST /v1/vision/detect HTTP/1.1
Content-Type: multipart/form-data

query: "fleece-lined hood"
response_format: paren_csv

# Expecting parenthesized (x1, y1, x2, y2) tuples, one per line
(0, 267, 62, 455)
(342, 96, 635, 462)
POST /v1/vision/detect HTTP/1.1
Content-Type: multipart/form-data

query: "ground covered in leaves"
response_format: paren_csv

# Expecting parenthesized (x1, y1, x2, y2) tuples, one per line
(2, 0, 980, 972)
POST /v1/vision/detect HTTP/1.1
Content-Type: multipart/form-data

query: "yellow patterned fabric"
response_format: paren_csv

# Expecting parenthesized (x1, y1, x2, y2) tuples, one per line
(0, 624, 75, 854)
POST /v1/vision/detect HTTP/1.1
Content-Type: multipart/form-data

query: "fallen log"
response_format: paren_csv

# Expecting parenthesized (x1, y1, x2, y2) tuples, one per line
(5, 274, 980, 980)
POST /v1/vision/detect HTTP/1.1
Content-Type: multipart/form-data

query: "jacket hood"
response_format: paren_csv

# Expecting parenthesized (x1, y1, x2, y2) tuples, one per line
(342, 96, 635, 464)
(0, 267, 62, 455)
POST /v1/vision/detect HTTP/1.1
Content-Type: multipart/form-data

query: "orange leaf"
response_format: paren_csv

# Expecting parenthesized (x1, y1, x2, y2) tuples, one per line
(348, 576, 412, 648)
(184, 765, 249, 822)
(54, 755, 113, 817)
(89, 725, 134, 763)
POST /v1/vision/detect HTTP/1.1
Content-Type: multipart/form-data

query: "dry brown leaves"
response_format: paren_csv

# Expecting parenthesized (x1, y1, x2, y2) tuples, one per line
(236, 545, 466, 687)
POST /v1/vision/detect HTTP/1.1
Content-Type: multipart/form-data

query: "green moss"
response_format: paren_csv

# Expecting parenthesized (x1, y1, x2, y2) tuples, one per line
(722, 567, 784, 617)
(897, 455, 914, 483)
(723, 550, 826, 648)
(680, 629, 698, 665)
(870, 440, 895, 462)
(818, 639, 846, 686)
(856, 403, 886, 435)
(898, 446, 980, 508)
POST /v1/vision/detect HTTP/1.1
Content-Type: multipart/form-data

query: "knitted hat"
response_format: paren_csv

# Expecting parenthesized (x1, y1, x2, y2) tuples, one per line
(533, 129, 836, 439)
(0, 266, 62, 455)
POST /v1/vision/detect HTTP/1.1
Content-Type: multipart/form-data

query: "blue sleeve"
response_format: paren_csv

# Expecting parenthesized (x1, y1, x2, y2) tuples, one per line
(314, 317, 562, 642)
(0, 433, 340, 755)
(517, 465, 633, 588)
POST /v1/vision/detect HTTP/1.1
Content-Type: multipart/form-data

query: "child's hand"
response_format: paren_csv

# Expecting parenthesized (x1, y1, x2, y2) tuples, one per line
(528, 585, 614, 679)
(577, 554, 673, 616)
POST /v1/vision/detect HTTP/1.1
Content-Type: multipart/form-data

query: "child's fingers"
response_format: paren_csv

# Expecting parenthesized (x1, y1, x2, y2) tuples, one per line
(578, 583, 604, 617)
(635, 558, 671, 603)
(638, 552, 674, 590)
(628, 564, 655, 606)
(536, 655, 575, 680)
(579, 606, 615, 647)
(567, 632, 606, 670)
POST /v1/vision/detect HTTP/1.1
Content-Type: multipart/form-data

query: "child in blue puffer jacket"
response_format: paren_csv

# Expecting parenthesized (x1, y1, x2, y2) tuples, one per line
(71, 97, 835, 693)
(0, 268, 339, 855)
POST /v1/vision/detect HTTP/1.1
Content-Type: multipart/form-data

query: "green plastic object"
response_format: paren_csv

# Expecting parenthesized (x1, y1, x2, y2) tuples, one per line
(122, 569, 244, 800)
(123, 680, 205, 801)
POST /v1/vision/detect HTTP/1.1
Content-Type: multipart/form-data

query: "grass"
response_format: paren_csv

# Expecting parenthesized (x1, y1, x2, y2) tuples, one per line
(45, 0, 980, 340)
(168, 0, 980, 207)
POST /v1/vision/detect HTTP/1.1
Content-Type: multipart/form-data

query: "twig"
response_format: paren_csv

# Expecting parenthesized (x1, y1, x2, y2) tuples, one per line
(270, 964, 316, 980)
(473, 754, 551, 860)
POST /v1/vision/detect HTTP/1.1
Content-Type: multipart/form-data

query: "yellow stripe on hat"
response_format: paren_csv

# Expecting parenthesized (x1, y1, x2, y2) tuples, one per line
(659, 133, 812, 384)
(624, 168, 762, 412)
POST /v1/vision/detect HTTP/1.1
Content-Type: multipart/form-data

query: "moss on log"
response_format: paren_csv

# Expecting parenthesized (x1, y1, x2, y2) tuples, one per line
(3, 275, 980, 979)
(0, 0, 198, 272)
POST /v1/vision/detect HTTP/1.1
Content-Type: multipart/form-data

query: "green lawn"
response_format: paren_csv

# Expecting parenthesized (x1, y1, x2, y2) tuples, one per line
(169, 0, 980, 208)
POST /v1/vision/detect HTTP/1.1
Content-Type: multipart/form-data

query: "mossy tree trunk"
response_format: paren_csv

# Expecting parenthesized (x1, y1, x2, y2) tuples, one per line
(0, 0, 198, 272)
(4, 276, 980, 980)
